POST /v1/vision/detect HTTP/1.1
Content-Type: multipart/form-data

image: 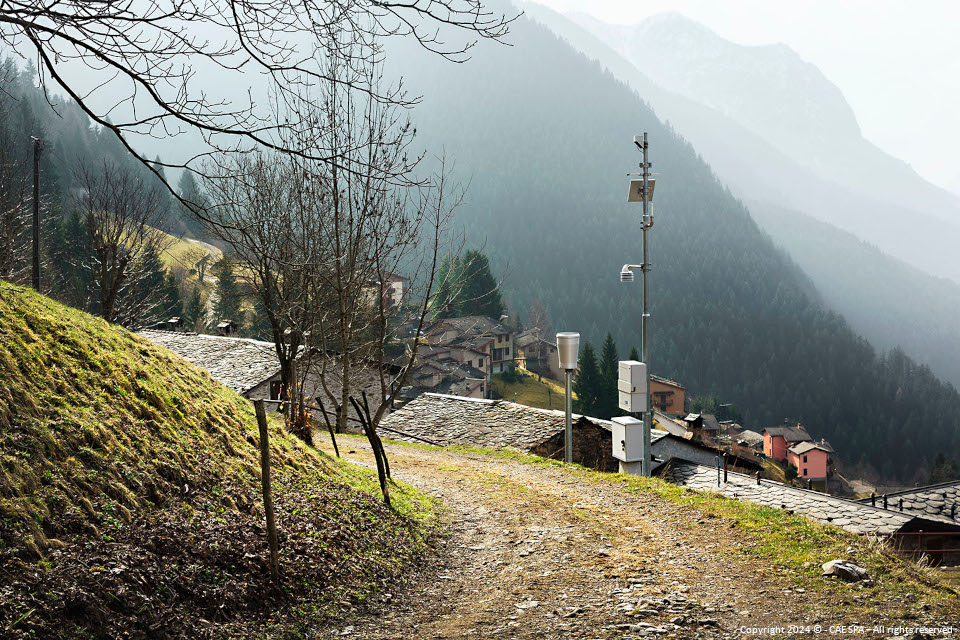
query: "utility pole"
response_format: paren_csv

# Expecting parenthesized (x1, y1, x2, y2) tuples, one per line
(638, 133, 653, 477)
(31, 137, 42, 291)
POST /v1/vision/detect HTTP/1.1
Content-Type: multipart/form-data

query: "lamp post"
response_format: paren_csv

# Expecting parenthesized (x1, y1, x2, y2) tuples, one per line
(556, 332, 580, 464)
(623, 132, 655, 476)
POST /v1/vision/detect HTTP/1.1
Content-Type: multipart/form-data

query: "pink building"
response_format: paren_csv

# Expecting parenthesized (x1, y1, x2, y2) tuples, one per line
(787, 441, 832, 480)
(762, 425, 811, 461)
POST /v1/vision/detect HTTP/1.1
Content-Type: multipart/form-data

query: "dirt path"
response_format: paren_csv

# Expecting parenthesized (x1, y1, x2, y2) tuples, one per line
(314, 437, 866, 639)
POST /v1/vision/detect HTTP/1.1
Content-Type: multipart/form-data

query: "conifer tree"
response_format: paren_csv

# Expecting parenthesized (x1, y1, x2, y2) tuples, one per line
(573, 341, 601, 417)
(184, 286, 206, 332)
(458, 249, 504, 318)
(211, 259, 243, 327)
(598, 333, 619, 419)
(628, 346, 640, 361)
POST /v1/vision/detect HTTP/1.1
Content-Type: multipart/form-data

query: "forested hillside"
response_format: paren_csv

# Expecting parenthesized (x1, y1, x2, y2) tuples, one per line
(523, 4, 960, 390)
(0, 59, 187, 229)
(389, 11, 960, 483)
(750, 201, 960, 389)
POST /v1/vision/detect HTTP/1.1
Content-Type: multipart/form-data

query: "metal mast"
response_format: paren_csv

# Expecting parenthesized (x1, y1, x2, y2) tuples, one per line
(639, 133, 652, 477)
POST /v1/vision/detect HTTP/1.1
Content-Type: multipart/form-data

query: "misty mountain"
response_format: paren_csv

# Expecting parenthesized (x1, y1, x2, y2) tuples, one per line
(551, 10, 960, 287)
(385, 10, 960, 482)
(571, 11, 960, 225)
(521, 4, 960, 389)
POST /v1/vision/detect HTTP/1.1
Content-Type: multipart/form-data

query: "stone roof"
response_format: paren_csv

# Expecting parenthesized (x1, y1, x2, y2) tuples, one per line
(736, 429, 764, 447)
(382, 392, 675, 453)
(653, 410, 689, 437)
(762, 425, 812, 442)
(701, 413, 721, 432)
(857, 480, 960, 522)
(650, 374, 685, 389)
(659, 460, 960, 535)
(788, 441, 832, 456)
(426, 315, 514, 338)
(382, 393, 600, 450)
(138, 330, 280, 394)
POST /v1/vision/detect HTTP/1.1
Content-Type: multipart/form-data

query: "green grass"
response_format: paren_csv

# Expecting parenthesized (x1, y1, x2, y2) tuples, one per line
(490, 369, 571, 410)
(0, 282, 439, 558)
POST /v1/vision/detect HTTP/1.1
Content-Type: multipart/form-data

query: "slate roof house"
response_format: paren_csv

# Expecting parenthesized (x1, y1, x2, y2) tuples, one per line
(762, 425, 812, 461)
(514, 329, 562, 380)
(787, 441, 832, 480)
(424, 316, 516, 374)
(381, 393, 752, 474)
(661, 461, 960, 565)
(138, 330, 393, 425)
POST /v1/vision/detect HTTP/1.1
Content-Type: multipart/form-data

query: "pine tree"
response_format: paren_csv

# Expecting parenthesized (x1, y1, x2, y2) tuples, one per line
(598, 333, 619, 418)
(211, 259, 243, 327)
(431, 249, 505, 319)
(573, 341, 601, 417)
(175, 170, 208, 239)
(184, 286, 206, 332)
(628, 346, 640, 361)
(458, 250, 504, 318)
(162, 271, 183, 319)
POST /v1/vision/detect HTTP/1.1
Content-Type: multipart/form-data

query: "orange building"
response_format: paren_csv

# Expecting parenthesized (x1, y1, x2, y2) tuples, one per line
(650, 375, 686, 415)
(787, 442, 832, 480)
(762, 425, 811, 461)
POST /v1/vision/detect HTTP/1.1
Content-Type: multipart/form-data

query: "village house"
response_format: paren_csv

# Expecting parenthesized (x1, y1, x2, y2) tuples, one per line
(382, 393, 757, 475)
(762, 424, 812, 461)
(786, 441, 833, 480)
(649, 375, 686, 415)
(424, 316, 516, 374)
(514, 329, 562, 380)
(138, 330, 395, 425)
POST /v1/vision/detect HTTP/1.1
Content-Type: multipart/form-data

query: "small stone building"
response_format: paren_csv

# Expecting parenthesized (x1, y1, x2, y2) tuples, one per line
(138, 330, 392, 426)
(381, 393, 730, 473)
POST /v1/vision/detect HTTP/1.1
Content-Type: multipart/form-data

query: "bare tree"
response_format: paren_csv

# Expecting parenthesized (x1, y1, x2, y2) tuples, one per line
(74, 161, 178, 327)
(0, 0, 514, 208)
(204, 46, 462, 439)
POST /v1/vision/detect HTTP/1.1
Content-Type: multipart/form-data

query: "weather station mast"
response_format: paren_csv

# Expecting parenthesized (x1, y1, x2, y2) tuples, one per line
(619, 133, 656, 476)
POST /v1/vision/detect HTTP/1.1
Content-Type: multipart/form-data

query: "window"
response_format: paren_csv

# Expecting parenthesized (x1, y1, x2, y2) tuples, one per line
(505, 347, 510, 356)
(467, 360, 472, 367)
(478, 358, 483, 368)
(803, 455, 808, 463)
(498, 334, 503, 342)
(802, 468, 807, 476)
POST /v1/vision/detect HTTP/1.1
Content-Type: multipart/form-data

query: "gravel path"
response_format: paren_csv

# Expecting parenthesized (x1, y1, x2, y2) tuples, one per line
(316, 438, 947, 639)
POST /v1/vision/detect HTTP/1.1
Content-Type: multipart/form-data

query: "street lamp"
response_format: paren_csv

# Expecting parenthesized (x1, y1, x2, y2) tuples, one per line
(556, 332, 580, 464)
(621, 132, 656, 476)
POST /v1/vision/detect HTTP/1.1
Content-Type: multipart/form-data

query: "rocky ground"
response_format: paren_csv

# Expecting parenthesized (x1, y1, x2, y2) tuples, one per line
(316, 437, 959, 640)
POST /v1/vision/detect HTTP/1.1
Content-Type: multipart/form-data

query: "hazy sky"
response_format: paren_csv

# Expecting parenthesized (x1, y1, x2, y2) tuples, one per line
(529, 0, 960, 195)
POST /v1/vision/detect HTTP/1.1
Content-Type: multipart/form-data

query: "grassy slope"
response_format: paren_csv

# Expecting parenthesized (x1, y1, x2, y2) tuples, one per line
(155, 226, 222, 286)
(0, 282, 440, 637)
(491, 369, 572, 410)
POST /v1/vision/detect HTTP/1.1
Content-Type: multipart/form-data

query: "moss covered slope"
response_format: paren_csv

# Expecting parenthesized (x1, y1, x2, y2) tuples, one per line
(0, 282, 439, 638)
(0, 282, 309, 551)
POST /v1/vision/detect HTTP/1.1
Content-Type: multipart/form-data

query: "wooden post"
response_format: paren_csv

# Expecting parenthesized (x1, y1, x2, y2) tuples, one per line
(254, 400, 280, 583)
